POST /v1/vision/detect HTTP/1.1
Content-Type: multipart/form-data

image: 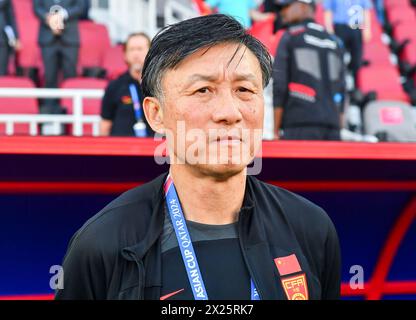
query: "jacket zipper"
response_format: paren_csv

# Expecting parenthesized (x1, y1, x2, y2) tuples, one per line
(238, 212, 263, 300)
(136, 259, 145, 300)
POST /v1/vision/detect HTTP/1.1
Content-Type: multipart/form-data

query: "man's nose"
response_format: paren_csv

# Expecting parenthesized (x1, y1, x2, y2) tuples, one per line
(211, 91, 243, 125)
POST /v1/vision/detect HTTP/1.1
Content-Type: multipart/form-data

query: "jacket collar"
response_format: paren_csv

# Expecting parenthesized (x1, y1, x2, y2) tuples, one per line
(121, 171, 259, 259)
(121, 172, 168, 262)
(121, 171, 285, 300)
(239, 176, 285, 300)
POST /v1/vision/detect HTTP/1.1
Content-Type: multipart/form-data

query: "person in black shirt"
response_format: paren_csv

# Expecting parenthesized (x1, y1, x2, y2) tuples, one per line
(56, 14, 341, 300)
(100, 32, 153, 137)
(273, 0, 346, 140)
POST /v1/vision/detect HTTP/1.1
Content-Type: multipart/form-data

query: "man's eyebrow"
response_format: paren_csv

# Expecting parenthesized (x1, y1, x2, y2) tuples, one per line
(183, 73, 258, 88)
(233, 73, 258, 83)
(183, 74, 219, 87)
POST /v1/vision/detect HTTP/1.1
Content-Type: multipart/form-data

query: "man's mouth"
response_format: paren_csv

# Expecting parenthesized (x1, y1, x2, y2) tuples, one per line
(215, 135, 243, 145)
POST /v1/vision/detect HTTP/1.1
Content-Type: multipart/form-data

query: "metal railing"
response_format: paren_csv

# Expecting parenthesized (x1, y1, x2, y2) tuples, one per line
(0, 88, 104, 136)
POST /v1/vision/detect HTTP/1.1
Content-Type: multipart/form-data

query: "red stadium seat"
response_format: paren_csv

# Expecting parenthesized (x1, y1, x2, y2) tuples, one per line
(392, 22, 416, 66)
(270, 30, 285, 57)
(102, 45, 127, 80)
(402, 37, 416, 65)
(60, 77, 107, 115)
(12, 0, 36, 18)
(248, 16, 287, 57)
(0, 76, 38, 135)
(357, 66, 409, 102)
(393, 21, 416, 45)
(60, 77, 108, 135)
(363, 42, 392, 66)
(315, 3, 325, 26)
(192, 0, 212, 15)
(12, 0, 43, 72)
(248, 16, 274, 52)
(78, 21, 111, 75)
(386, 6, 416, 24)
(384, 0, 412, 10)
(16, 20, 42, 70)
(371, 11, 384, 40)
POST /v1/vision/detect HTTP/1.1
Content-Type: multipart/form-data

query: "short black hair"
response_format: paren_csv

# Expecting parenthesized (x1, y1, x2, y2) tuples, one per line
(142, 14, 273, 99)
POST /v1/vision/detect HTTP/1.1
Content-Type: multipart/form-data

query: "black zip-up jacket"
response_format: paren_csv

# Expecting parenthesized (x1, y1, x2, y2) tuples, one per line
(55, 172, 341, 300)
(273, 19, 346, 129)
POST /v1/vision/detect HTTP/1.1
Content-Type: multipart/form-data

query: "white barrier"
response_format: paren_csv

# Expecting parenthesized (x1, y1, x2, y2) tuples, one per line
(0, 88, 104, 136)
(164, 0, 199, 26)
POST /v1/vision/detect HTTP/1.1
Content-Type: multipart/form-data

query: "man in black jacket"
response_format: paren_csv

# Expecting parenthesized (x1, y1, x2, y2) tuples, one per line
(273, 0, 346, 140)
(34, 0, 85, 107)
(56, 14, 341, 300)
(0, 0, 20, 75)
(100, 33, 153, 137)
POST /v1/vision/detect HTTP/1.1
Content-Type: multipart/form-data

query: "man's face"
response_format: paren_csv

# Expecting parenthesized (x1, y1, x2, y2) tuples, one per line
(159, 43, 264, 179)
(124, 35, 150, 71)
(280, 2, 305, 24)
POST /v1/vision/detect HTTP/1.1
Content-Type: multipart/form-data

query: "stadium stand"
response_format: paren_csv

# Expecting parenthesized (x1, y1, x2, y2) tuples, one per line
(0, 76, 38, 135)
(364, 100, 416, 141)
(0, 0, 414, 139)
(78, 21, 112, 78)
(247, 16, 283, 56)
(60, 77, 108, 135)
(102, 45, 126, 80)
(384, 0, 416, 103)
(356, 9, 410, 103)
(12, 0, 43, 83)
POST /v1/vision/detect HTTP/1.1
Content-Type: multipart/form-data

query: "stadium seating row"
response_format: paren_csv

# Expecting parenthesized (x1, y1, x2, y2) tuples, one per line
(0, 76, 107, 135)
(11, 0, 126, 81)
(246, 2, 410, 103)
(384, 0, 416, 85)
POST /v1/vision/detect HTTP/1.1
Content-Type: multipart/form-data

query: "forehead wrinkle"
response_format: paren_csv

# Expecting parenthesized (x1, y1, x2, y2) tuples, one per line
(226, 46, 258, 84)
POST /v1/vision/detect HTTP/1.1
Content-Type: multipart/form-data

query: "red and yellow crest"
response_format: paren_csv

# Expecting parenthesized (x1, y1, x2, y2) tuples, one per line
(281, 273, 309, 300)
(121, 96, 133, 104)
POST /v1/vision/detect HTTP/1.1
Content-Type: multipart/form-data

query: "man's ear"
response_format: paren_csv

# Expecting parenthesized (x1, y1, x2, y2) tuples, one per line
(143, 97, 165, 135)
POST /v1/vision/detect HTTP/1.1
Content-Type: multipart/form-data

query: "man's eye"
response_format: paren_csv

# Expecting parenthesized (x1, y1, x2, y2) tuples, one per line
(196, 87, 209, 94)
(238, 87, 253, 93)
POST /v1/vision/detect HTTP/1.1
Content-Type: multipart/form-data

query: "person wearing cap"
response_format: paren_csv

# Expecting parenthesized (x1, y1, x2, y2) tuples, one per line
(55, 14, 341, 300)
(323, 0, 373, 84)
(273, 0, 347, 140)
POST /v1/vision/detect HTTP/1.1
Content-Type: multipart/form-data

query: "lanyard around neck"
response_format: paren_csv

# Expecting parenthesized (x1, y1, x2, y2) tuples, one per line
(128, 84, 143, 122)
(164, 175, 260, 300)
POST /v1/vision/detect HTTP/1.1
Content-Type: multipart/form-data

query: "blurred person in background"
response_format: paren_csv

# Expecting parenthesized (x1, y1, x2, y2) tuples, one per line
(203, 0, 273, 29)
(273, 0, 347, 140)
(34, 0, 85, 110)
(264, 0, 284, 32)
(0, 0, 20, 75)
(373, 0, 384, 25)
(323, 0, 372, 85)
(80, 0, 90, 20)
(100, 33, 153, 137)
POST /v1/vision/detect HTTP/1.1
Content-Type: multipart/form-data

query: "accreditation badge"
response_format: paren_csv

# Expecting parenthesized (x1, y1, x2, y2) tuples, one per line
(133, 121, 147, 137)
